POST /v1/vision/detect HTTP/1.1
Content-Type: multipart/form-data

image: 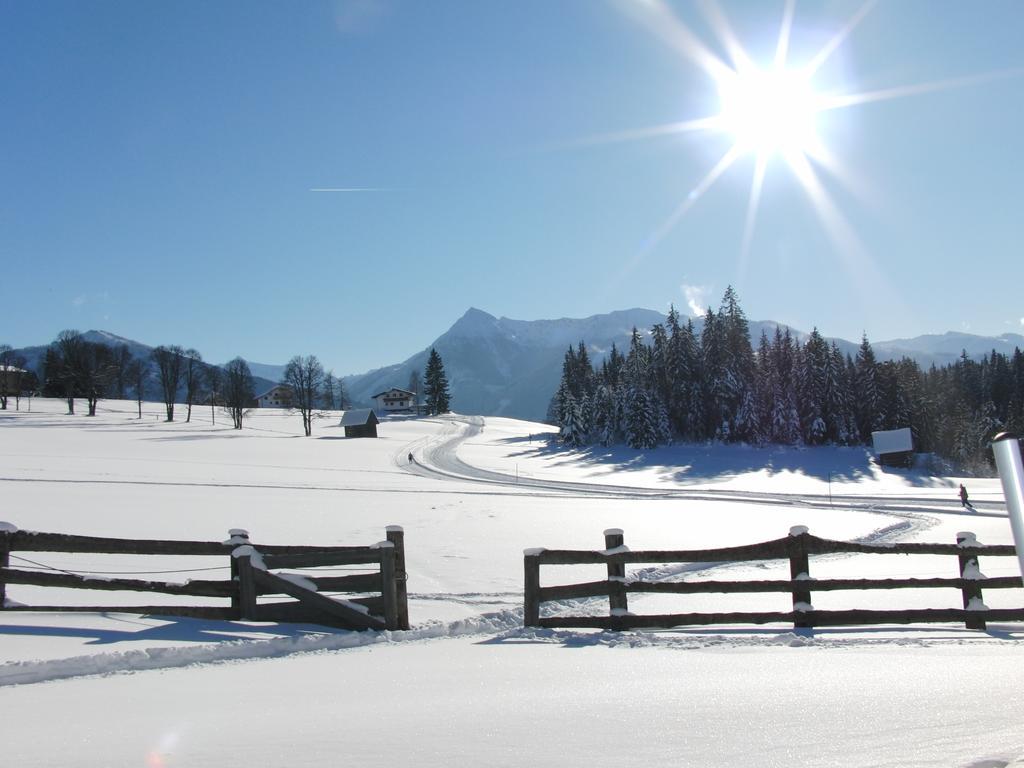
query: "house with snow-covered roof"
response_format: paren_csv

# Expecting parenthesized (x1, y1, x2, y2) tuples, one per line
(371, 387, 416, 414)
(256, 384, 293, 409)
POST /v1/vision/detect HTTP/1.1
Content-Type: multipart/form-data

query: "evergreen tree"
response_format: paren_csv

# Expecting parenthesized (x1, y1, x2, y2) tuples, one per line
(853, 334, 881, 442)
(423, 348, 451, 415)
(559, 392, 584, 448)
(625, 386, 658, 449)
(800, 329, 830, 444)
(717, 287, 757, 441)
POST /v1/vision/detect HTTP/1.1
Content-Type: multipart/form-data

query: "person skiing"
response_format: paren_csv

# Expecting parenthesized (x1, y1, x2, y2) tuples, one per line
(959, 483, 970, 509)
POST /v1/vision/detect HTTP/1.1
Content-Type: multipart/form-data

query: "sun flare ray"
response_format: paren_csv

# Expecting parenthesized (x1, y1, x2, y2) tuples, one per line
(568, 117, 722, 148)
(774, 0, 796, 69)
(738, 155, 767, 285)
(646, 144, 743, 248)
(818, 68, 1024, 112)
(697, 0, 755, 74)
(803, 0, 879, 77)
(615, 0, 732, 81)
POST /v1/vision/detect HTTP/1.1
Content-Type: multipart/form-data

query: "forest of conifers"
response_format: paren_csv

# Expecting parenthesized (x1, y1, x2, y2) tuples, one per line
(549, 288, 1024, 473)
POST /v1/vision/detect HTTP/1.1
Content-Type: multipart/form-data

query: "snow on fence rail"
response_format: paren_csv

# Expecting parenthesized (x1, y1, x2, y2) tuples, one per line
(0, 523, 409, 632)
(523, 528, 1024, 631)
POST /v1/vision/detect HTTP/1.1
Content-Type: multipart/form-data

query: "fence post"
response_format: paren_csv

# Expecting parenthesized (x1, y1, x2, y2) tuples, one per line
(0, 522, 14, 610)
(605, 529, 628, 626)
(227, 529, 250, 617)
(523, 549, 542, 627)
(788, 525, 813, 629)
(233, 546, 258, 621)
(957, 532, 986, 631)
(379, 542, 399, 631)
(386, 525, 409, 630)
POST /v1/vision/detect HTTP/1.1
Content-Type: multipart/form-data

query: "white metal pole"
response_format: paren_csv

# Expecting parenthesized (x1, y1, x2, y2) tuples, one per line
(991, 432, 1024, 578)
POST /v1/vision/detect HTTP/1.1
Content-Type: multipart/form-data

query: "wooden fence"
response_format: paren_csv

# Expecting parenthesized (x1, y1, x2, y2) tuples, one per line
(524, 527, 1024, 631)
(0, 523, 409, 631)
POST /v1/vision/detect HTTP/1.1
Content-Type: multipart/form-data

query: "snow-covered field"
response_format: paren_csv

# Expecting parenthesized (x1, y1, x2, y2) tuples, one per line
(1, 398, 1023, 767)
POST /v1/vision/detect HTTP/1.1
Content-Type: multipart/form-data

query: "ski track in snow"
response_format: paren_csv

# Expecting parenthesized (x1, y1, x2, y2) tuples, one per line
(401, 415, 964, 533)
(6, 606, 1021, 689)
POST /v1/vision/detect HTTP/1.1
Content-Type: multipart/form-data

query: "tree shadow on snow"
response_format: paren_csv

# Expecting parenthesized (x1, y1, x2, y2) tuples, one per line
(480, 623, 1024, 648)
(493, 435, 955, 489)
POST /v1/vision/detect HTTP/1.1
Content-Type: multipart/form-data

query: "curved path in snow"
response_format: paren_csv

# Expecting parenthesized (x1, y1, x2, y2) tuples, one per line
(400, 416, 1005, 536)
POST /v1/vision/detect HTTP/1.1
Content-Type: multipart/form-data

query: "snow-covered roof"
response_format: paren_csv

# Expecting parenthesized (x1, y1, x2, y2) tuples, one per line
(371, 388, 415, 399)
(871, 427, 913, 454)
(339, 408, 378, 427)
(255, 384, 292, 399)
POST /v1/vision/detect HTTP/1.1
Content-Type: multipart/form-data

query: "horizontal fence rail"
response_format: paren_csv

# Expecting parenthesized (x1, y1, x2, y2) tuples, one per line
(0, 522, 409, 632)
(524, 527, 1024, 631)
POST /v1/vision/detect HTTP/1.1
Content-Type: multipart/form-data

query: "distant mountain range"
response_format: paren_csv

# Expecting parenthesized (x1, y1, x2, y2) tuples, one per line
(13, 312, 1024, 422)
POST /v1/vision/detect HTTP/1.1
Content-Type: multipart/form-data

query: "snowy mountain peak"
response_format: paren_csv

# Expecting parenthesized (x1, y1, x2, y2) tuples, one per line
(446, 307, 502, 339)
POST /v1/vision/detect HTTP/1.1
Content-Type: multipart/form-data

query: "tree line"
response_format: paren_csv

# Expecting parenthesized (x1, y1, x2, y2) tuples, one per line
(549, 288, 1024, 472)
(17, 331, 454, 438)
(32, 330, 260, 429)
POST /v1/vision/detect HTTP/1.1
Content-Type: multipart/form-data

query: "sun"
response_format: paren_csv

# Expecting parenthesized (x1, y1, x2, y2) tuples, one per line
(716, 66, 821, 157)
(588, 0, 1016, 281)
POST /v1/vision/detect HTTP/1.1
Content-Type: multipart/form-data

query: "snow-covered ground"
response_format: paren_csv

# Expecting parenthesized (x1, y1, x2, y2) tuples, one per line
(1, 398, 1022, 767)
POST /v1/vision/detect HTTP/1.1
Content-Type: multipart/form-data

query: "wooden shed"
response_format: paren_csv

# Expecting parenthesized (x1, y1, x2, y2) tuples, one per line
(339, 408, 379, 438)
(871, 427, 914, 467)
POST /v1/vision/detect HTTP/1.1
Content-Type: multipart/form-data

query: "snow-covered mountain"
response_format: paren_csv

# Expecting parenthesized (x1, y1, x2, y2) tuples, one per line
(343, 308, 666, 421)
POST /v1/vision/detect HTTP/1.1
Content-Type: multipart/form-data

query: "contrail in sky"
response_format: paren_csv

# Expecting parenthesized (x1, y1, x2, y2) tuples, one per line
(309, 187, 388, 192)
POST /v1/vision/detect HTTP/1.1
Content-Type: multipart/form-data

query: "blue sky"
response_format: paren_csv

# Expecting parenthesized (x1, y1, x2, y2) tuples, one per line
(3, 0, 1023, 375)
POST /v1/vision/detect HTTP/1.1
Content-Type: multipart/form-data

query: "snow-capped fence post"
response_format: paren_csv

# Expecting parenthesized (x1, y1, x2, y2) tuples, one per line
(787, 526, 812, 629)
(379, 541, 399, 631)
(233, 547, 259, 621)
(523, 550, 542, 627)
(0, 522, 12, 608)
(227, 529, 250, 617)
(956, 532, 986, 631)
(386, 525, 409, 630)
(605, 529, 628, 624)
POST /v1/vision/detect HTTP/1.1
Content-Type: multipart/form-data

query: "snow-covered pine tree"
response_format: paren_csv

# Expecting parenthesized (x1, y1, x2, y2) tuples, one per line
(771, 328, 801, 445)
(423, 347, 451, 415)
(853, 334, 881, 442)
(800, 329, 830, 445)
(559, 393, 584, 448)
(625, 385, 659, 449)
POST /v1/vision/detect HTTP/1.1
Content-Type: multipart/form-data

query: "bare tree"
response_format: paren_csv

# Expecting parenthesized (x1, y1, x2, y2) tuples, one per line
(205, 365, 222, 425)
(53, 330, 85, 414)
(337, 377, 349, 410)
(80, 342, 114, 416)
(322, 370, 337, 410)
(283, 355, 325, 437)
(183, 348, 203, 423)
(109, 344, 133, 400)
(15, 358, 32, 411)
(408, 370, 422, 407)
(223, 358, 254, 430)
(0, 344, 13, 410)
(126, 358, 149, 419)
(10, 354, 30, 410)
(151, 345, 185, 421)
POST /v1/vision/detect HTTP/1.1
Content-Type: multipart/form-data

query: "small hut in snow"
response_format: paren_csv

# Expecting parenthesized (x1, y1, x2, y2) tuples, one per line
(339, 409, 379, 438)
(871, 427, 914, 467)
